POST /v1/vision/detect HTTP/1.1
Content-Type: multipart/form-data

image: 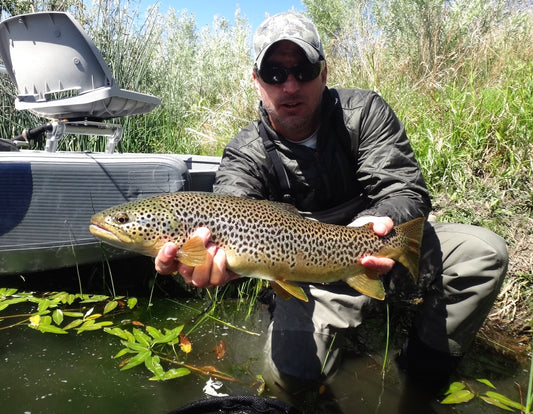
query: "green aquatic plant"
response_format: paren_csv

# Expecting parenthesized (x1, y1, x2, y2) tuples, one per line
(442, 330, 533, 413)
(0, 288, 136, 333)
(442, 379, 527, 412)
(104, 324, 192, 381)
(104, 322, 240, 382)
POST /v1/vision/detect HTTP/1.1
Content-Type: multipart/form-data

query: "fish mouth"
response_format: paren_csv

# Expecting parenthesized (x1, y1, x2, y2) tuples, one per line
(89, 220, 162, 256)
(89, 222, 133, 245)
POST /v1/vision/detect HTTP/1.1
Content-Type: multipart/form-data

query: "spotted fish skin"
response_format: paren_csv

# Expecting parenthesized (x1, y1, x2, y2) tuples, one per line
(89, 192, 425, 300)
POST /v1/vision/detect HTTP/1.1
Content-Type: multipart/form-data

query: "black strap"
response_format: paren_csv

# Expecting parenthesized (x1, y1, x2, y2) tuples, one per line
(258, 121, 294, 204)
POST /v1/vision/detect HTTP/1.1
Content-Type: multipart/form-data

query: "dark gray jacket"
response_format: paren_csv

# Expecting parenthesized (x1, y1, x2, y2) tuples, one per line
(213, 87, 431, 225)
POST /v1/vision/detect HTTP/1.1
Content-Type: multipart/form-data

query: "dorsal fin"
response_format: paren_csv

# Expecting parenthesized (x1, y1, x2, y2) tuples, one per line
(268, 201, 302, 216)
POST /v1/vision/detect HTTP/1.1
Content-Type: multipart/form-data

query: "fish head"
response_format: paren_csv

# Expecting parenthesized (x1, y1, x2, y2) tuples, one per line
(89, 197, 183, 257)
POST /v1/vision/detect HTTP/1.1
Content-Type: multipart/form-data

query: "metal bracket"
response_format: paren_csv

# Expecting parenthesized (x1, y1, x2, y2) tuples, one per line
(44, 120, 123, 153)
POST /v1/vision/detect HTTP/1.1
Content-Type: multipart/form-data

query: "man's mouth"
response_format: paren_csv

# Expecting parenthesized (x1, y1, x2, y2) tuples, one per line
(282, 102, 300, 109)
(278, 95, 305, 109)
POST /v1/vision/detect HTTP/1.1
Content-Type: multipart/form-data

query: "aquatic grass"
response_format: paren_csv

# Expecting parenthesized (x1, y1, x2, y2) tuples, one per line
(169, 294, 261, 338)
(163, 281, 263, 336)
(320, 332, 337, 376)
(526, 332, 533, 413)
(235, 278, 269, 318)
(147, 272, 158, 308)
(381, 302, 391, 378)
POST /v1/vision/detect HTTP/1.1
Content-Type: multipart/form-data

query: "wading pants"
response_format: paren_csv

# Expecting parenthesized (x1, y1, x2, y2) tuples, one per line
(265, 222, 509, 390)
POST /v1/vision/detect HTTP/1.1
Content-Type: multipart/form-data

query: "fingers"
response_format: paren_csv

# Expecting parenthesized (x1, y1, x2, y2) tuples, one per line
(155, 242, 180, 275)
(360, 255, 395, 275)
(210, 246, 230, 286)
(371, 218, 393, 237)
(156, 227, 234, 288)
(348, 216, 394, 236)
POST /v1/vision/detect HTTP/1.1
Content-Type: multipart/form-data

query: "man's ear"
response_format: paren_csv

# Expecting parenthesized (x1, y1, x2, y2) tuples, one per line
(321, 63, 328, 85)
(252, 71, 262, 98)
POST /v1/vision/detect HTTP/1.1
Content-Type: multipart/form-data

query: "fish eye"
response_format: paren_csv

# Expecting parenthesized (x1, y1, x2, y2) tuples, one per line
(114, 213, 130, 224)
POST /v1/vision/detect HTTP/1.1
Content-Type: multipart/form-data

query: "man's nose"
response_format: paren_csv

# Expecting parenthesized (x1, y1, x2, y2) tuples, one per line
(282, 74, 300, 93)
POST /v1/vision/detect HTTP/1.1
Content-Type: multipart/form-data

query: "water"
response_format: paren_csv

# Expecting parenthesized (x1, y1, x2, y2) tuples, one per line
(0, 263, 529, 414)
(1, 297, 269, 413)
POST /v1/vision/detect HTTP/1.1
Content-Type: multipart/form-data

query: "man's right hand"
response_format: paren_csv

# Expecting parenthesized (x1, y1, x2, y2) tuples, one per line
(155, 227, 238, 288)
(348, 216, 396, 276)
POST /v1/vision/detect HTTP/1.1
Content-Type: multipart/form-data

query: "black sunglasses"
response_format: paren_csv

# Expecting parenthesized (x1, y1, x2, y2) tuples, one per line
(254, 60, 325, 85)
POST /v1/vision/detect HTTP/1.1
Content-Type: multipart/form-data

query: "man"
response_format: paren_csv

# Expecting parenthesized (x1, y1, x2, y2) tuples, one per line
(156, 11, 508, 410)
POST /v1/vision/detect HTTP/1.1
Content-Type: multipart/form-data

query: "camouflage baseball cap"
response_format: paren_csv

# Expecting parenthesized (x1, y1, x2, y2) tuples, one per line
(253, 11, 325, 69)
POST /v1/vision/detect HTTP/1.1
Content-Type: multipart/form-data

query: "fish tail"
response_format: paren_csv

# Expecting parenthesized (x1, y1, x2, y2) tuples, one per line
(392, 217, 425, 282)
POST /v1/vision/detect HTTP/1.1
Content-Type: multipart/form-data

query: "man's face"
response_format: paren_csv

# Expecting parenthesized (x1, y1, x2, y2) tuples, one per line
(253, 40, 327, 141)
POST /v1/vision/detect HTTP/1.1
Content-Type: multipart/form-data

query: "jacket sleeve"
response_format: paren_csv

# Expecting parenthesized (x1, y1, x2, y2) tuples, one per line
(350, 91, 431, 224)
(212, 124, 269, 199)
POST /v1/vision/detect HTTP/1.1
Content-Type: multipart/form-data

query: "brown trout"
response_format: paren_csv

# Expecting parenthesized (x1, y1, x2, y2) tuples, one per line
(89, 192, 425, 301)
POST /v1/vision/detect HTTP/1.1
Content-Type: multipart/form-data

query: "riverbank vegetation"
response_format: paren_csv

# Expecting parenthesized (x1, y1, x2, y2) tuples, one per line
(1, 0, 531, 351)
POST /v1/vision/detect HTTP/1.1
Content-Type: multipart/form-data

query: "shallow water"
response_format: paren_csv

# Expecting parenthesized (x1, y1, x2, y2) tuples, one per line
(0, 265, 529, 414)
(1, 296, 269, 413)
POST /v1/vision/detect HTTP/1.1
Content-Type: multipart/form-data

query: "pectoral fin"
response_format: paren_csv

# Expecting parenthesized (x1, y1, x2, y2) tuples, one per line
(271, 280, 309, 302)
(176, 236, 207, 266)
(345, 273, 386, 300)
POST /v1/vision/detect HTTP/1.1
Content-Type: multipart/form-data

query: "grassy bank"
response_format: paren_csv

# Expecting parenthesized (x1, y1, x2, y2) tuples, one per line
(1, 0, 531, 336)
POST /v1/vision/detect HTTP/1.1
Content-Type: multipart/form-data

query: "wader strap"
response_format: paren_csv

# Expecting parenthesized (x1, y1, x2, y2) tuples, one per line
(258, 121, 294, 204)
(299, 195, 366, 225)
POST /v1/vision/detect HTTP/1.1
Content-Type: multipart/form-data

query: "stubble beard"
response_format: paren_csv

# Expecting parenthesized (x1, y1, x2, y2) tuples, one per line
(263, 101, 321, 139)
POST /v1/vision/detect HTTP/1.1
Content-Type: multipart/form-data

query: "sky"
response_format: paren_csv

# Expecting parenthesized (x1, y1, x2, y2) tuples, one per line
(138, 0, 305, 32)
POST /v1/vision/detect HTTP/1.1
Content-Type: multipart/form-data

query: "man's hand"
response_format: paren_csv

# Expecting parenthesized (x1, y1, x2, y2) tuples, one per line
(154, 227, 238, 288)
(348, 216, 395, 275)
